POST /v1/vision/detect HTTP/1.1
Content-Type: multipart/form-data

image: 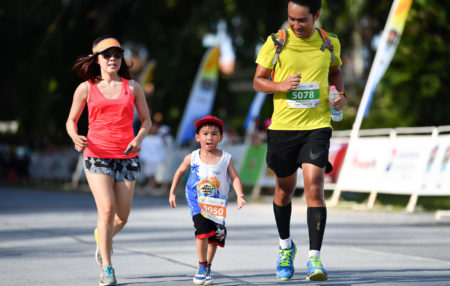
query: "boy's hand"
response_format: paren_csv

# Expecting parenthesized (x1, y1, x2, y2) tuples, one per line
(169, 194, 177, 208)
(237, 195, 246, 210)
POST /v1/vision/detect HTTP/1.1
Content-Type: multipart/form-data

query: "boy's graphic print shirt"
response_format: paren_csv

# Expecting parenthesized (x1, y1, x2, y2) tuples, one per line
(185, 149, 231, 225)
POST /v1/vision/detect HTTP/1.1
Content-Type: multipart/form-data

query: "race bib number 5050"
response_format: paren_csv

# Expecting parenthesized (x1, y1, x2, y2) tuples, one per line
(286, 82, 320, 109)
(198, 196, 227, 224)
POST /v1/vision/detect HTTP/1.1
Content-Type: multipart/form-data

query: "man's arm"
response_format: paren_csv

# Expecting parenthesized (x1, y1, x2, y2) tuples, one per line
(328, 65, 346, 111)
(253, 64, 301, 93)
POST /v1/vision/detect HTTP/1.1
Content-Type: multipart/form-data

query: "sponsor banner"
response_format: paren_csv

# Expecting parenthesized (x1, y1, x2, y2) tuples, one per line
(337, 135, 450, 196)
(325, 141, 348, 184)
(379, 136, 432, 194)
(421, 135, 450, 195)
(153, 136, 450, 197)
(337, 138, 390, 192)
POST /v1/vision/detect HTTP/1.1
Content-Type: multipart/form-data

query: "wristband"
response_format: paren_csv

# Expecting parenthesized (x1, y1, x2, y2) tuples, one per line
(339, 91, 347, 99)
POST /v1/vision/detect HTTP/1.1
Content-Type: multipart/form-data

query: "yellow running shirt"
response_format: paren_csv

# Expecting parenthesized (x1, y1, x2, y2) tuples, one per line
(256, 28, 342, 130)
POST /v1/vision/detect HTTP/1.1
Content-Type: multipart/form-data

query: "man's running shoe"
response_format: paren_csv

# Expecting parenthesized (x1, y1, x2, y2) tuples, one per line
(204, 267, 213, 285)
(99, 265, 117, 286)
(94, 228, 113, 267)
(306, 256, 328, 281)
(193, 264, 207, 285)
(276, 242, 297, 281)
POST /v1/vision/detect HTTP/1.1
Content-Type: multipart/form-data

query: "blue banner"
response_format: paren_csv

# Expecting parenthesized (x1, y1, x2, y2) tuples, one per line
(244, 91, 267, 132)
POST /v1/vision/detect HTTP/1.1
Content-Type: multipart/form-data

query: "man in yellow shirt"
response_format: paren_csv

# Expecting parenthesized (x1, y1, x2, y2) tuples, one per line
(253, 0, 347, 281)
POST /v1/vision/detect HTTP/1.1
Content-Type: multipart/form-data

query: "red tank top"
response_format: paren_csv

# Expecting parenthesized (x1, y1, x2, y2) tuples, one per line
(83, 78, 136, 159)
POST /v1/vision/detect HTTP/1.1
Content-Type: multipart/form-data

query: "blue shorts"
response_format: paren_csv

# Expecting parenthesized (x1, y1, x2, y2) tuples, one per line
(83, 157, 140, 182)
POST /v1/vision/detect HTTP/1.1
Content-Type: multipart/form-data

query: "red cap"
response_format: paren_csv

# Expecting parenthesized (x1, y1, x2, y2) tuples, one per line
(195, 115, 224, 133)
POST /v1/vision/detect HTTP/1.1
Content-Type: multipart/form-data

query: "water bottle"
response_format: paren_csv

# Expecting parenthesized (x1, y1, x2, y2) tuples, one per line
(329, 85, 343, 122)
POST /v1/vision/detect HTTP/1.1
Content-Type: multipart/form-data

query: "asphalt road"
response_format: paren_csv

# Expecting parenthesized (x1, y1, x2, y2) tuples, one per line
(1, 186, 450, 285)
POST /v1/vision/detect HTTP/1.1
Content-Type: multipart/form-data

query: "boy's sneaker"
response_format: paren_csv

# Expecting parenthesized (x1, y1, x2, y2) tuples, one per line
(94, 228, 113, 267)
(276, 242, 297, 281)
(204, 267, 213, 285)
(99, 265, 117, 286)
(306, 256, 328, 281)
(193, 264, 207, 285)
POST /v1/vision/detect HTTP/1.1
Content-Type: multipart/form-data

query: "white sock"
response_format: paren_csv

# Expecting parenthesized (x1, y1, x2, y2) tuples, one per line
(309, 250, 320, 259)
(279, 237, 292, 249)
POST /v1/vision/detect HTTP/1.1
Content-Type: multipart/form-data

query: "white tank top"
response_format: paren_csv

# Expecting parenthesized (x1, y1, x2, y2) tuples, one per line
(185, 149, 232, 225)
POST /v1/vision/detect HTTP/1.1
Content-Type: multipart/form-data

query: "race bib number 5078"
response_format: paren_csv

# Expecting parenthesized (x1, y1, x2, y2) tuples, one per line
(286, 82, 320, 109)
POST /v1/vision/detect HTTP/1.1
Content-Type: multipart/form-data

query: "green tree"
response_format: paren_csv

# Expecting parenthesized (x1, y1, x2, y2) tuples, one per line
(1, 0, 448, 147)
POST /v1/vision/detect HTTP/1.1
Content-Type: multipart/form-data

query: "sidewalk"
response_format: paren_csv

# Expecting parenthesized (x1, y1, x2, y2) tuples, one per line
(1, 187, 449, 285)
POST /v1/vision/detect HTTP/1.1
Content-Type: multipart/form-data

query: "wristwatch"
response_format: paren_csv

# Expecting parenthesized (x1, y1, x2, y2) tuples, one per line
(338, 91, 347, 99)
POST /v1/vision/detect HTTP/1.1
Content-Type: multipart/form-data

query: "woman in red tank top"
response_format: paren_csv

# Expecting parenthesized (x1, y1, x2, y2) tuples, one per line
(66, 36, 151, 285)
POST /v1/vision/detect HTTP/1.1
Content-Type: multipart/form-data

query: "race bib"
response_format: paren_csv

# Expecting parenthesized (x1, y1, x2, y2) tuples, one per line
(286, 82, 320, 109)
(198, 196, 227, 225)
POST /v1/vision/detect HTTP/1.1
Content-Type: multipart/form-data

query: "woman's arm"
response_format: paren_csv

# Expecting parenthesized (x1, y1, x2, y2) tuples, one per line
(128, 81, 151, 153)
(66, 82, 89, 152)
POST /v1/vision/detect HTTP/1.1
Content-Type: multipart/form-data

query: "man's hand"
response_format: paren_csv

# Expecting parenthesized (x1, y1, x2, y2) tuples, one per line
(278, 73, 301, 92)
(331, 93, 347, 111)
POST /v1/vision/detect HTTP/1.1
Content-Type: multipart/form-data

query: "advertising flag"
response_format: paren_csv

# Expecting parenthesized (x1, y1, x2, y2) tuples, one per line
(244, 91, 267, 132)
(175, 47, 220, 145)
(331, 0, 413, 205)
(362, 0, 413, 116)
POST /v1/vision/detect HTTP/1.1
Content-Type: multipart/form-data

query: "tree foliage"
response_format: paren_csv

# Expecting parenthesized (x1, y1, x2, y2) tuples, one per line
(0, 0, 449, 146)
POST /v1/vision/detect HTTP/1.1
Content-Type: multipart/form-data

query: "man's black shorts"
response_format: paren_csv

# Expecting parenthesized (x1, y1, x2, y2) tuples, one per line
(192, 213, 227, 247)
(266, 127, 333, 178)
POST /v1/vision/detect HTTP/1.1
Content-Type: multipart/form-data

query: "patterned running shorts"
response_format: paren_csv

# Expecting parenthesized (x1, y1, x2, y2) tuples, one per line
(83, 157, 140, 182)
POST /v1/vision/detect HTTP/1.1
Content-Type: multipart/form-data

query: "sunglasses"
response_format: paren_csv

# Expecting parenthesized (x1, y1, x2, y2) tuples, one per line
(100, 50, 123, 59)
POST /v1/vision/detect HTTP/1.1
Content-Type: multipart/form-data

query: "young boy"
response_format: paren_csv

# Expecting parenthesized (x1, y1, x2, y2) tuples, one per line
(169, 115, 246, 285)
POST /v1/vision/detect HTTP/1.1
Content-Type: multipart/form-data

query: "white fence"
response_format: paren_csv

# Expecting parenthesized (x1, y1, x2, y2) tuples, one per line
(330, 126, 450, 212)
(28, 126, 450, 213)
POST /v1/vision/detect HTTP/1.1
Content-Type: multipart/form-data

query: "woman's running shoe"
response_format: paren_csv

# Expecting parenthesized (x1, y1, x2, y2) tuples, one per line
(94, 228, 113, 266)
(99, 265, 117, 286)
